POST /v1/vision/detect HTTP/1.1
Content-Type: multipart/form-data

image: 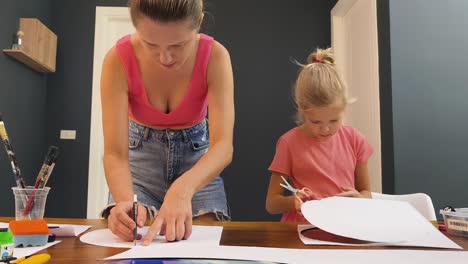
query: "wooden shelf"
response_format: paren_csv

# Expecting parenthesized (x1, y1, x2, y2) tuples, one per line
(2, 18, 57, 73)
(3, 49, 55, 73)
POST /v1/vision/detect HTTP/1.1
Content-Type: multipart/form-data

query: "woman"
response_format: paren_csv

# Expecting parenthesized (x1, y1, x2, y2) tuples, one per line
(100, 0, 234, 245)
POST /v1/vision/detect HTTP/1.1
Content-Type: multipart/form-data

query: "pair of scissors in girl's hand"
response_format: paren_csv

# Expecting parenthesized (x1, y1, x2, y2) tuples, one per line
(280, 175, 300, 195)
(280, 175, 315, 200)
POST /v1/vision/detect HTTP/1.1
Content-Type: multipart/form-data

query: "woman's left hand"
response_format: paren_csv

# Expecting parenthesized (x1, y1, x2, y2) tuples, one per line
(142, 183, 193, 245)
(335, 186, 365, 198)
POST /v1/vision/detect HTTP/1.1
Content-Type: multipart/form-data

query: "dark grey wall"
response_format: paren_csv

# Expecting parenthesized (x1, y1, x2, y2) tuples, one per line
(377, 0, 395, 195)
(43, 0, 99, 218)
(1, 0, 335, 220)
(0, 1, 51, 216)
(388, 0, 468, 213)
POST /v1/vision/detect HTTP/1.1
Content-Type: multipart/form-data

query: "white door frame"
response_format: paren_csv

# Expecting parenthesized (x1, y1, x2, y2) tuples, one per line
(87, 6, 132, 218)
(331, 0, 382, 192)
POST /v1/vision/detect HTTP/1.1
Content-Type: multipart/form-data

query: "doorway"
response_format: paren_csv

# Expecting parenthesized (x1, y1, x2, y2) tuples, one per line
(331, 0, 382, 192)
(88, 6, 135, 218)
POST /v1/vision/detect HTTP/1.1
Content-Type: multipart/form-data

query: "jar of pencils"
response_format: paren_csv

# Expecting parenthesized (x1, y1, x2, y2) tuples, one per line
(12, 187, 50, 220)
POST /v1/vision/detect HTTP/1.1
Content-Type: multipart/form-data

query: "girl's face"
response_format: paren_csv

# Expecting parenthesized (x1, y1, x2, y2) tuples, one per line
(300, 101, 345, 141)
(136, 17, 198, 70)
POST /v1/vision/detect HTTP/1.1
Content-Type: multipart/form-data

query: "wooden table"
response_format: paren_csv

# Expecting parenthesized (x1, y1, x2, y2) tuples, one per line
(1, 218, 467, 263)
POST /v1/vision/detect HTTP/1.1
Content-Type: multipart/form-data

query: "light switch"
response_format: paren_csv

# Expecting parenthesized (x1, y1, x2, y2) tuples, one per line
(60, 130, 76, 140)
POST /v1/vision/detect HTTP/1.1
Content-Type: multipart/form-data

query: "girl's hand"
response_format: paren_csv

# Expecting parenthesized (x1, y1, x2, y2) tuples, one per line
(294, 187, 320, 212)
(294, 195, 305, 212)
(335, 186, 364, 198)
(297, 187, 318, 201)
(142, 184, 193, 245)
(108, 201, 147, 241)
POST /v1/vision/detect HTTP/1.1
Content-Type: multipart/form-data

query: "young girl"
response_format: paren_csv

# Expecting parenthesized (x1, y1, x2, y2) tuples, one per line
(265, 48, 374, 223)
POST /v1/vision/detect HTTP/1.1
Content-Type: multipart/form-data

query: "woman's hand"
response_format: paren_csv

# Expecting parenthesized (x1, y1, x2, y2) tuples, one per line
(335, 186, 367, 198)
(142, 183, 193, 245)
(108, 201, 147, 241)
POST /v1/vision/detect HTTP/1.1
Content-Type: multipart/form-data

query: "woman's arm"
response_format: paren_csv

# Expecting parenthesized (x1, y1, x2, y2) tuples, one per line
(101, 47, 148, 242)
(101, 47, 134, 203)
(142, 41, 234, 244)
(265, 173, 297, 214)
(170, 41, 235, 197)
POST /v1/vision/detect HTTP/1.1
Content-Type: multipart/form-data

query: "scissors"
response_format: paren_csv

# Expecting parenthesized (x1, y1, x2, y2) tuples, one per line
(280, 175, 300, 195)
(279, 175, 316, 201)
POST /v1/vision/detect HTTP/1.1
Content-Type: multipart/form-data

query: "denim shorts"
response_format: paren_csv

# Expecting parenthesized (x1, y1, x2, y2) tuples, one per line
(111, 119, 230, 221)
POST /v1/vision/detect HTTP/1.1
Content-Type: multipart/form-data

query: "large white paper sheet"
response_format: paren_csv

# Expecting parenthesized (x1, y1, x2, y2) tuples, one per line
(106, 245, 468, 264)
(49, 224, 92, 236)
(80, 225, 223, 248)
(301, 197, 461, 249)
(0, 222, 7, 228)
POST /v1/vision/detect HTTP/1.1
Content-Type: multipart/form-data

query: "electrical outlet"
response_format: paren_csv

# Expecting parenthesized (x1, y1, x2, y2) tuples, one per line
(60, 130, 76, 140)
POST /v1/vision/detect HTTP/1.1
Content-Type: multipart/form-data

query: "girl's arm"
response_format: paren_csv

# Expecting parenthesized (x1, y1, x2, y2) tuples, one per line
(265, 172, 297, 214)
(354, 162, 371, 198)
(336, 162, 372, 198)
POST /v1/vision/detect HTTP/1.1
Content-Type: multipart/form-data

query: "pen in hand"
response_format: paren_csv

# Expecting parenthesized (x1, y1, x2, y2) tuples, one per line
(133, 194, 138, 246)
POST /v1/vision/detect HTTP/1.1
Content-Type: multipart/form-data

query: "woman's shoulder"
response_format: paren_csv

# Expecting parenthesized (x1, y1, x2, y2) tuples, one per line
(200, 32, 228, 62)
(103, 46, 125, 72)
(206, 35, 232, 86)
(209, 39, 230, 64)
(103, 35, 136, 72)
(101, 45, 127, 90)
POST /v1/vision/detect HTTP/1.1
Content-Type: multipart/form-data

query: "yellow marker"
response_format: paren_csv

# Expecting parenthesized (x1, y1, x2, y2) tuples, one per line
(13, 253, 51, 264)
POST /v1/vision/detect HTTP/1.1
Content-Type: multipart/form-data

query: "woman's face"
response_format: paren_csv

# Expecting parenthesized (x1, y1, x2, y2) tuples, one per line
(136, 17, 198, 71)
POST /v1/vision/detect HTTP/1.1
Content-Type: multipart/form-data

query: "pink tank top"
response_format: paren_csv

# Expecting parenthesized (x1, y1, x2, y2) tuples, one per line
(115, 34, 214, 128)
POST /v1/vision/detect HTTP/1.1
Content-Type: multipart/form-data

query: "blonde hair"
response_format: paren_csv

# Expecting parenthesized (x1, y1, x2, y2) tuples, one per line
(129, 0, 204, 29)
(294, 48, 351, 123)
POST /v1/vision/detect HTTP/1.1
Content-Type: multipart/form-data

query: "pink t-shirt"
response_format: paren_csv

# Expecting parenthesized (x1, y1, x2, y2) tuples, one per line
(268, 126, 374, 223)
(116, 34, 214, 128)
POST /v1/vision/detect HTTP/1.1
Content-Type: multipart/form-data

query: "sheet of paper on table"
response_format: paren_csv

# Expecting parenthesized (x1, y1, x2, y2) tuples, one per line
(80, 225, 223, 248)
(13, 241, 61, 259)
(300, 197, 461, 249)
(49, 224, 92, 236)
(105, 245, 468, 264)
